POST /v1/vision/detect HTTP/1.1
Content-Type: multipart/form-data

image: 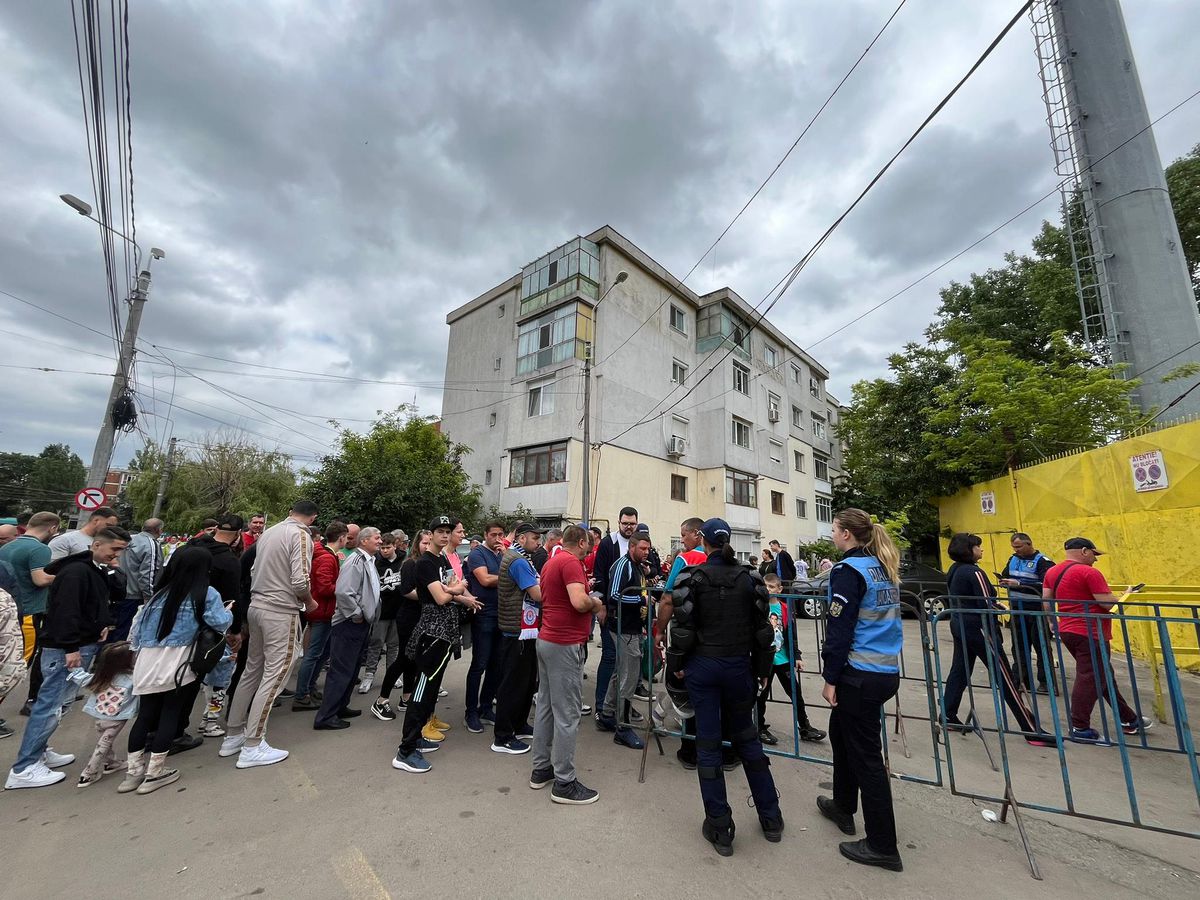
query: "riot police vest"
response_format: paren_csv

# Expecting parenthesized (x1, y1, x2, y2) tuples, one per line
(690, 562, 758, 657)
(1005, 553, 1045, 595)
(833, 555, 902, 674)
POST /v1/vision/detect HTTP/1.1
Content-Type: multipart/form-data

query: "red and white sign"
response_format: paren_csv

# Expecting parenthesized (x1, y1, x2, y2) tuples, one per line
(75, 487, 108, 511)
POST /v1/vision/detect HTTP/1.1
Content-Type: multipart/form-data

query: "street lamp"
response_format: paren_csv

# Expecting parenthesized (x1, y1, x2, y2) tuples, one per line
(580, 270, 629, 526)
(60, 193, 163, 270)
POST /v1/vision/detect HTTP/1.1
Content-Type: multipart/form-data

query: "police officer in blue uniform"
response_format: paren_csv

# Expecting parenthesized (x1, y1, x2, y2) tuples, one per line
(999, 532, 1056, 693)
(666, 518, 781, 857)
(816, 508, 904, 872)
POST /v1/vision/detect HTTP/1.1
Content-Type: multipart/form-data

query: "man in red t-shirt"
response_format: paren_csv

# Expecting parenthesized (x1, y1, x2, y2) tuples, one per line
(529, 524, 606, 805)
(1043, 537, 1147, 741)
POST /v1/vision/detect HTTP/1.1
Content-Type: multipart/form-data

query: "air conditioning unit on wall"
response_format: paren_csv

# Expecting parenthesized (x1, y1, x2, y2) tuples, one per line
(667, 436, 686, 457)
(768, 409, 780, 423)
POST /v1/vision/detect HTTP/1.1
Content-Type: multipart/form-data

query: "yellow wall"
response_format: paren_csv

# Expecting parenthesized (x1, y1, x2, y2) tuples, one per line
(937, 418, 1200, 670)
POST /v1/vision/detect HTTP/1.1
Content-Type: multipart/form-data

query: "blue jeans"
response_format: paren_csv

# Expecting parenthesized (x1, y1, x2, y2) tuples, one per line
(686, 655, 780, 824)
(204, 646, 237, 690)
(594, 621, 616, 710)
(465, 615, 503, 716)
(14, 644, 99, 773)
(295, 620, 333, 698)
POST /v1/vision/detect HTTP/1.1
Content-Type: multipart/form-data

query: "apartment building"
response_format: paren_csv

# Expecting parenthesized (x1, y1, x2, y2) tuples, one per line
(440, 226, 846, 561)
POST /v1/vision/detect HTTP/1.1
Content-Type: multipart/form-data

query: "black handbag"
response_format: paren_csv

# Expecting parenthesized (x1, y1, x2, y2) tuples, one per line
(187, 590, 226, 677)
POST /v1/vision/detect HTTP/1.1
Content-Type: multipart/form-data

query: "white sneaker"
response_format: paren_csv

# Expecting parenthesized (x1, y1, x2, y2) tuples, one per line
(236, 740, 289, 769)
(6, 762, 66, 789)
(438, 688, 449, 698)
(357, 674, 374, 695)
(43, 748, 76, 769)
(218, 734, 247, 758)
(200, 720, 227, 738)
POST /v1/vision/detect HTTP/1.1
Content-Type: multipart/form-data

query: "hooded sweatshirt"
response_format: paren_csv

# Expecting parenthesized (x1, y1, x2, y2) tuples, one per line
(40, 550, 118, 652)
(186, 533, 241, 607)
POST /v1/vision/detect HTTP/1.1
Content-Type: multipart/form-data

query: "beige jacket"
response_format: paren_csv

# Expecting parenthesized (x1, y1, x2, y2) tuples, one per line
(249, 517, 313, 614)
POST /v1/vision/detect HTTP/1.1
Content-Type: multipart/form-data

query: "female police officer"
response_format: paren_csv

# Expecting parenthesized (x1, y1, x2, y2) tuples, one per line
(665, 518, 781, 857)
(816, 508, 904, 872)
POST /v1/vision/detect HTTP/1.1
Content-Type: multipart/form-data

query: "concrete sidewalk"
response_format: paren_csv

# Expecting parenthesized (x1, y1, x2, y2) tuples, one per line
(1, 642, 1198, 899)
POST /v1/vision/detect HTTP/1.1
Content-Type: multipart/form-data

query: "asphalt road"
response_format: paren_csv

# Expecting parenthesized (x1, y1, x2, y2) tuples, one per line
(2, 635, 1198, 899)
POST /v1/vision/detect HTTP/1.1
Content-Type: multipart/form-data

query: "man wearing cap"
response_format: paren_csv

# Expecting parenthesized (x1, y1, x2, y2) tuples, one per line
(1043, 538, 1149, 742)
(392, 517, 482, 773)
(665, 517, 782, 856)
(491, 523, 543, 755)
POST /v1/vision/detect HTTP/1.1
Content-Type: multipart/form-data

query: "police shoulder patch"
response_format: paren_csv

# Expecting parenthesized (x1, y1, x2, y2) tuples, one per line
(829, 600, 844, 618)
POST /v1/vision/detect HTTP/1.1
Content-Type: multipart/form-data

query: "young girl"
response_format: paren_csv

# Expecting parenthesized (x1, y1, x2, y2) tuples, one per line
(75, 642, 139, 788)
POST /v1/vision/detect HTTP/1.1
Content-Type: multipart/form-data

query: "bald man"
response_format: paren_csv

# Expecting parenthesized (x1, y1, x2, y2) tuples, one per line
(0, 525, 18, 547)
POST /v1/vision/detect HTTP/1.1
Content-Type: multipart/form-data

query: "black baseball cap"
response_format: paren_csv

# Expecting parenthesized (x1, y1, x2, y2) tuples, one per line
(216, 513, 244, 532)
(1064, 537, 1104, 555)
(513, 522, 541, 537)
(427, 515, 459, 532)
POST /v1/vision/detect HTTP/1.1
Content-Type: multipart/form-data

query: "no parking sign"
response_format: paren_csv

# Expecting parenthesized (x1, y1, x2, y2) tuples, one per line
(1129, 450, 1168, 493)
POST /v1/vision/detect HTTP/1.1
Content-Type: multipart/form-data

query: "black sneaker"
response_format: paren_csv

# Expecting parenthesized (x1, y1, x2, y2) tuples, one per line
(279, 688, 295, 699)
(760, 814, 785, 843)
(371, 699, 396, 721)
(702, 818, 735, 857)
(291, 695, 320, 711)
(551, 779, 599, 805)
(19, 699, 32, 717)
(167, 733, 204, 756)
(759, 727, 779, 746)
(799, 725, 827, 742)
(529, 767, 554, 790)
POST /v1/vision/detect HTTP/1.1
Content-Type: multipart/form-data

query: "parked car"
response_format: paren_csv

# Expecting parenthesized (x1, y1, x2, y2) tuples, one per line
(786, 560, 948, 619)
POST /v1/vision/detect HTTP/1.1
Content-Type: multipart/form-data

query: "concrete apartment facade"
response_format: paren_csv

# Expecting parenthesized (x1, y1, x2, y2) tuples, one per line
(440, 226, 845, 561)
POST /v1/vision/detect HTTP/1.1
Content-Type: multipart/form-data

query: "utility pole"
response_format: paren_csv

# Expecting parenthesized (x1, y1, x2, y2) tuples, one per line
(151, 436, 177, 519)
(579, 270, 627, 527)
(1032, 0, 1200, 416)
(84, 261, 158, 494)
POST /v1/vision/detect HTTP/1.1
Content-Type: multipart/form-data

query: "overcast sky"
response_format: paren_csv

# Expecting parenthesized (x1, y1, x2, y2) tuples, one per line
(1, 1, 1196, 476)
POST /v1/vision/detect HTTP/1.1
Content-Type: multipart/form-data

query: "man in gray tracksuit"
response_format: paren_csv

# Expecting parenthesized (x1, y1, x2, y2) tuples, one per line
(314, 527, 383, 730)
(113, 518, 162, 642)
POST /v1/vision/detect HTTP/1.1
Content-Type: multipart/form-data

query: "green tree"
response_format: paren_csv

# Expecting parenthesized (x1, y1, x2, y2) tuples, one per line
(0, 451, 38, 516)
(470, 502, 536, 535)
(19, 444, 87, 516)
(125, 432, 297, 532)
(302, 407, 481, 534)
(1165, 143, 1200, 305)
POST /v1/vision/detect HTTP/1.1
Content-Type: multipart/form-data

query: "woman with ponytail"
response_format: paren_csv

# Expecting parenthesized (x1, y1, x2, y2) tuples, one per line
(816, 508, 904, 872)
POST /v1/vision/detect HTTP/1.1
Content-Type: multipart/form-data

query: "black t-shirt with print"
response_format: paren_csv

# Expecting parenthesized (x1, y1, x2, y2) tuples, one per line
(408, 551, 461, 653)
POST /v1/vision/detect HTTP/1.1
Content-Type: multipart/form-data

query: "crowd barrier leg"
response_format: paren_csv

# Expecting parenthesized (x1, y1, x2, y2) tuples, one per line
(1156, 618, 1200, 808)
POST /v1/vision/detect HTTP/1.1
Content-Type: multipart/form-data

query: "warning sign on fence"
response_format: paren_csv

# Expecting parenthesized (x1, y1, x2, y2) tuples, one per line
(980, 491, 996, 515)
(1129, 449, 1168, 493)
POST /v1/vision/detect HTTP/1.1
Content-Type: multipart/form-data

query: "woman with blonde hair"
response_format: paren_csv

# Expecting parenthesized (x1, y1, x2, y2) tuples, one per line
(815, 508, 904, 872)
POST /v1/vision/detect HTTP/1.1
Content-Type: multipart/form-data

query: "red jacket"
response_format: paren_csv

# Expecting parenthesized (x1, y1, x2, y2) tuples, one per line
(310, 542, 340, 622)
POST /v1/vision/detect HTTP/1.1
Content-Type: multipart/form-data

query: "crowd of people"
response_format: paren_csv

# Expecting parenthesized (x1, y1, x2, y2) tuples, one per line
(0, 500, 1150, 869)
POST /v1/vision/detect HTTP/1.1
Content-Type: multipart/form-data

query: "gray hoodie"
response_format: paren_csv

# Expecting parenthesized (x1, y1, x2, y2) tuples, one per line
(332, 547, 381, 626)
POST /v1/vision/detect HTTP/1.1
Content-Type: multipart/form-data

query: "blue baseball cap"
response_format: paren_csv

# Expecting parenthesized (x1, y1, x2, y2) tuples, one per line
(700, 518, 731, 545)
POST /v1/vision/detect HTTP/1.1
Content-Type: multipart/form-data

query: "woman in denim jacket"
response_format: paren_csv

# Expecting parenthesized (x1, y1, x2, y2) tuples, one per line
(122, 545, 232, 794)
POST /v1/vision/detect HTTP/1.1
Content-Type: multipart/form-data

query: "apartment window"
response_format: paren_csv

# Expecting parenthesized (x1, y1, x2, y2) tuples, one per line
(811, 412, 827, 440)
(498, 303, 506, 318)
(670, 415, 689, 442)
(527, 378, 554, 417)
(793, 449, 805, 473)
(791, 363, 802, 384)
(485, 469, 493, 485)
(671, 474, 688, 502)
(494, 357, 502, 372)
(733, 362, 750, 395)
(816, 495, 833, 523)
(809, 376, 821, 399)
(670, 304, 688, 334)
(769, 439, 783, 463)
(764, 345, 778, 368)
(814, 453, 829, 481)
(731, 416, 752, 449)
(488, 412, 496, 428)
(771, 490, 784, 515)
(672, 359, 688, 385)
(516, 302, 594, 375)
(796, 498, 808, 518)
(509, 441, 567, 486)
(792, 405, 802, 428)
(726, 469, 757, 507)
(698, 304, 752, 355)
(767, 392, 781, 420)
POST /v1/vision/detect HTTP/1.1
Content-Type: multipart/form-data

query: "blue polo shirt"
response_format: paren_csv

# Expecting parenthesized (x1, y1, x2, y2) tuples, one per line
(466, 545, 502, 617)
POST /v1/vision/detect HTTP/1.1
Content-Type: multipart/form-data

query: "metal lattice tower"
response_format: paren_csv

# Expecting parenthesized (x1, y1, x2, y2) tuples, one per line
(1028, 0, 1200, 416)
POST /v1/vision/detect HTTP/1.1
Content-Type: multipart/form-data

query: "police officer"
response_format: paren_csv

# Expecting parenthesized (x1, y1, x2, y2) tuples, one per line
(666, 518, 781, 857)
(999, 532, 1056, 693)
(817, 508, 904, 873)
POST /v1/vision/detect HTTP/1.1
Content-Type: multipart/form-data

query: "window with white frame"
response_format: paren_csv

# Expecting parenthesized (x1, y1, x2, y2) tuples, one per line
(809, 376, 821, 399)
(726, 469, 757, 507)
(671, 359, 688, 385)
(527, 378, 554, 417)
(811, 412, 827, 440)
(733, 361, 750, 395)
(793, 449, 805, 473)
(796, 497, 808, 518)
(771, 491, 784, 515)
(814, 453, 829, 481)
(769, 439, 783, 463)
(791, 363, 802, 384)
(731, 416, 752, 449)
(671, 415, 689, 442)
(767, 392, 780, 420)
(670, 304, 688, 334)
(816, 495, 833, 523)
(764, 345, 778, 368)
(792, 405, 802, 428)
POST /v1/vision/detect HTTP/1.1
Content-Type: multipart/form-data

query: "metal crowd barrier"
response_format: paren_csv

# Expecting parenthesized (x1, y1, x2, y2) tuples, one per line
(930, 596, 1200, 879)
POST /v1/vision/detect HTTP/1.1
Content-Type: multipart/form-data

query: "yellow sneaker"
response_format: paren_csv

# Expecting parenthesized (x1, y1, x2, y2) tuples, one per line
(421, 722, 446, 742)
(429, 715, 452, 732)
